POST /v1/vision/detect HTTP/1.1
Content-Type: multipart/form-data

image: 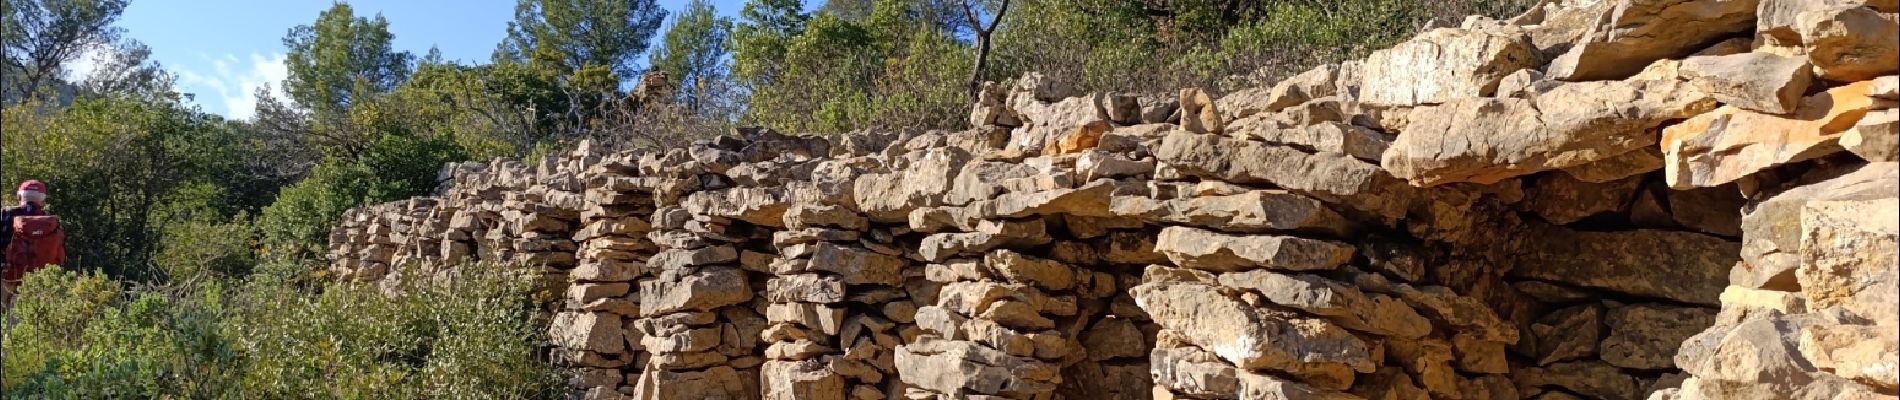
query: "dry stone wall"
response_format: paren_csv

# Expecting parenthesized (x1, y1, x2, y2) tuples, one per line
(327, 1, 1898, 399)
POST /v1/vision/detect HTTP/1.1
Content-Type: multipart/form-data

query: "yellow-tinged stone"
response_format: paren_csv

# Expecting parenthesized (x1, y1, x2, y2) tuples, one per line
(1717, 285, 1806, 315)
(1152, 385, 1180, 400)
(1663, 80, 1885, 188)
(1798, 324, 1898, 391)
(1042, 120, 1109, 155)
(1630, 58, 1684, 81)
(1179, 88, 1223, 134)
(1797, 198, 1899, 327)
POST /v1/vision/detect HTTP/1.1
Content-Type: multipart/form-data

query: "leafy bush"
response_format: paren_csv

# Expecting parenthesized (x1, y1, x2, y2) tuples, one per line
(0, 95, 266, 281)
(1, 265, 560, 399)
(153, 184, 261, 281)
(225, 264, 559, 399)
(253, 160, 365, 264)
(255, 130, 465, 263)
(731, 0, 1539, 134)
(0, 268, 217, 398)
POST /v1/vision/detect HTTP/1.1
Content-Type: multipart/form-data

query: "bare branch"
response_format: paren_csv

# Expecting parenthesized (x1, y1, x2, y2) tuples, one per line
(984, 0, 1013, 35)
(960, 0, 984, 32)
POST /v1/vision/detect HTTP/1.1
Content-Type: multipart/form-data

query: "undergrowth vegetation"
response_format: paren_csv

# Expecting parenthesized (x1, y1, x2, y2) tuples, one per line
(0, 265, 561, 399)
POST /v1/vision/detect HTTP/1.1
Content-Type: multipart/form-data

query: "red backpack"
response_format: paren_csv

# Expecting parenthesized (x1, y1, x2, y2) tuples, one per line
(4, 215, 66, 283)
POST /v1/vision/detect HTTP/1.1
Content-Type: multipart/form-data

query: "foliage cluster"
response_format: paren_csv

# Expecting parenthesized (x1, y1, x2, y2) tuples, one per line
(1, 265, 560, 399)
(2, 1, 625, 397)
(737, 0, 1538, 133)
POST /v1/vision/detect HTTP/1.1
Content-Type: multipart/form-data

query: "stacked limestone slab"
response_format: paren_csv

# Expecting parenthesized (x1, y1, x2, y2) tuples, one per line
(327, 0, 1897, 399)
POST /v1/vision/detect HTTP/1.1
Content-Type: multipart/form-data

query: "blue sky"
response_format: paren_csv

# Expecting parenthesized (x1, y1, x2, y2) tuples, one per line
(93, 0, 751, 119)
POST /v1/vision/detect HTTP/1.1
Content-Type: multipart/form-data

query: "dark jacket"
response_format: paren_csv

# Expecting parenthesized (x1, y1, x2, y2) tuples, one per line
(0, 203, 45, 258)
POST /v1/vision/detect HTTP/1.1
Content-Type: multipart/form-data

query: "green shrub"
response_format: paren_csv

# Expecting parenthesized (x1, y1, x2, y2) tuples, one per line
(0, 96, 261, 282)
(225, 265, 559, 399)
(155, 211, 259, 281)
(253, 159, 365, 263)
(255, 130, 465, 263)
(0, 267, 204, 398)
(1, 264, 559, 399)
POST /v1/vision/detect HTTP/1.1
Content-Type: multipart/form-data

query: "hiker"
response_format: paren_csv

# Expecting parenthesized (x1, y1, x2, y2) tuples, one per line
(2, 180, 65, 308)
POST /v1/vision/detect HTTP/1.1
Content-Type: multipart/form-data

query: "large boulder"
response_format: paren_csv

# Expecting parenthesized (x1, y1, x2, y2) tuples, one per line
(853, 148, 967, 222)
(1154, 226, 1355, 272)
(1216, 270, 1433, 339)
(551, 311, 626, 354)
(1796, 5, 1900, 82)
(1511, 361, 1642, 400)
(1754, 0, 1859, 54)
(1236, 64, 1341, 116)
(1559, 146, 1667, 183)
(1360, 25, 1540, 106)
(1662, 79, 1885, 189)
(894, 336, 1060, 397)
(983, 250, 1076, 291)
(1547, 0, 1762, 81)
(1517, 172, 1644, 225)
(1797, 324, 1899, 391)
(1842, 108, 1898, 162)
(1151, 344, 1243, 398)
(1109, 190, 1352, 236)
(1734, 162, 1898, 291)
(630, 366, 751, 400)
(1060, 361, 1153, 400)
(1132, 282, 1375, 388)
(1680, 52, 1815, 114)
(1795, 197, 1898, 327)
(1342, 267, 1521, 344)
(1673, 314, 1860, 400)
(807, 243, 906, 286)
(1227, 120, 1394, 163)
(761, 360, 846, 400)
(1002, 74, 1105, 156)
(1180, 88, 1225, 134)
(1601, 303, 1719, 369)
(1158, 131, 1413, 218)
(1384, 78, 1715, 186)
(640, 266, 754, 316)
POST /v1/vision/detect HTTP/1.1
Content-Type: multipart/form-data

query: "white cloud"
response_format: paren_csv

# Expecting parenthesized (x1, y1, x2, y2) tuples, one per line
(62, 42, 116, 83)
(176, 52, 290, 120)
(65, 50, 102, 83)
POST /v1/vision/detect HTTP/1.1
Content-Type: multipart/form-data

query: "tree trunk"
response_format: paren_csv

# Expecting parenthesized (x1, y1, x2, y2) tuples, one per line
(962, 0, 1012, 101)
(967, 36, 991, 100)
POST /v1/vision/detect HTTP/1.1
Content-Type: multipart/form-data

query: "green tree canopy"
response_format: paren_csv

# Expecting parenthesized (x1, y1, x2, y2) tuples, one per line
(72, 37, 170, 97)
(648, 0, 734, 114)
(730, 0, 808, 91)
(0, 93, 268, 281)
(496, 0, 668, 87)
(1, 0, 131, 103)
(281, 2, 413, 116)
(739, 0, 979, 133)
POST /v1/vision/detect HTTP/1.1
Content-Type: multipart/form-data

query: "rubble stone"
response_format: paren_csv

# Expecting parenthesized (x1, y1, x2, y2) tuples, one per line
(323, 8, 1900, 400)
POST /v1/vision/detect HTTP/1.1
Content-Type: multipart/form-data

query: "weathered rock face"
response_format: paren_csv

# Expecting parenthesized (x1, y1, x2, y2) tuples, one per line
(1359, 25, 1541, 107)
(1662, 80, 1888, 189)
(1679, 52, 1814, 114)
(1382, 77, 1716, 187)
(1544, 0, 1760, 81)
(326, 2, 1897, 399)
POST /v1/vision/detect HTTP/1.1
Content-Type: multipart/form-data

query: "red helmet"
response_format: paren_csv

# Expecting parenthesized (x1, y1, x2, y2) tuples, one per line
(18, 180, 45, 193)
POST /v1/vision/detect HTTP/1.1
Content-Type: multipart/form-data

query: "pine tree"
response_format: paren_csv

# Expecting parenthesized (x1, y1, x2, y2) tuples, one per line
(495, 0, 668, 87)
(1, 0, 133, 103)
(648, 0, 734, 114)
(730, 0, 809, 91)
(281, 3, 412, 116)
